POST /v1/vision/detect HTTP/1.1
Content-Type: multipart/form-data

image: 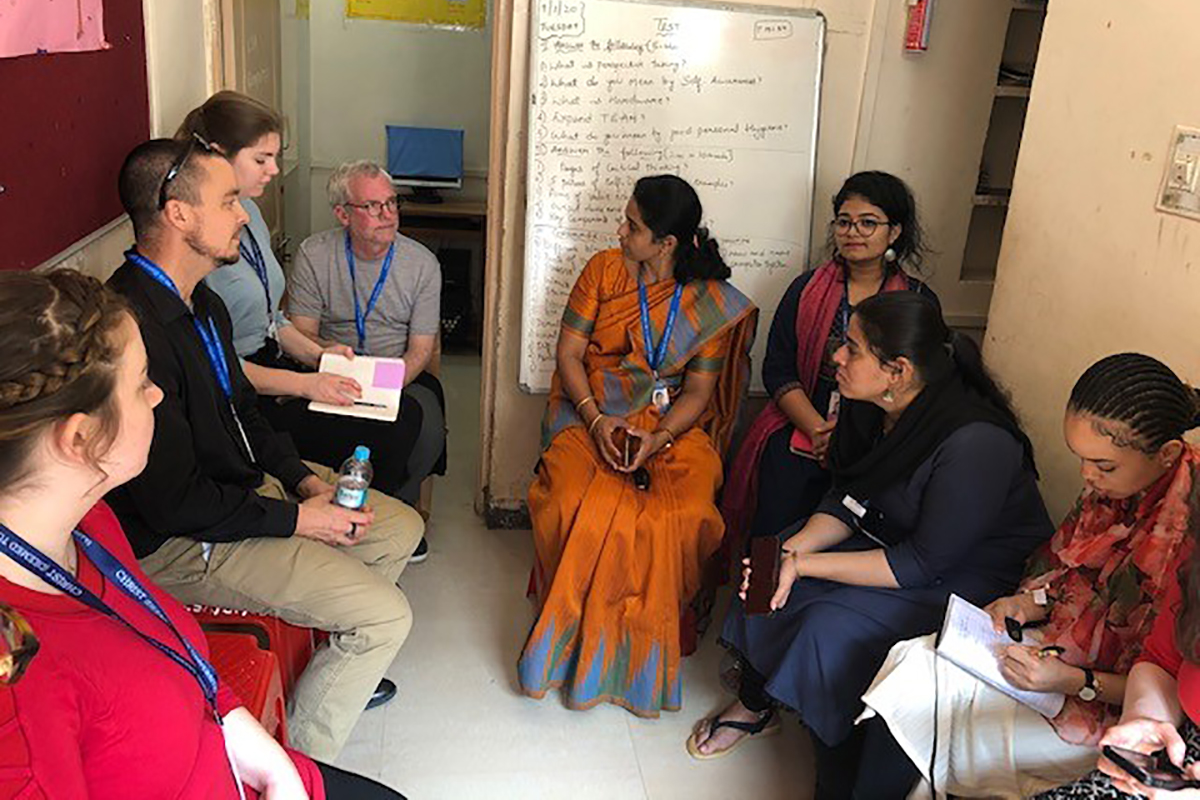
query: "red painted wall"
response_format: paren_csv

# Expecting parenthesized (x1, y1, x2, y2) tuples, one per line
(0, 1, 149, 270)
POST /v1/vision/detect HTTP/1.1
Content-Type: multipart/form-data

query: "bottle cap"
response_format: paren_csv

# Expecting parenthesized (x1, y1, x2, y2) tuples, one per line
(354, 445, 370, 461)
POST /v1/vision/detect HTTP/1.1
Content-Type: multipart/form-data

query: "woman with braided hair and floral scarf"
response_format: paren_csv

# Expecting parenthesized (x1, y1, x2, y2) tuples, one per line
(858, 353, 1200, 798)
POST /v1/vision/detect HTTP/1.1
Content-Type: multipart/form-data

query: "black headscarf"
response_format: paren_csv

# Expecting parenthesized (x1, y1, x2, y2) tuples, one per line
(828, 372, 1037, 504)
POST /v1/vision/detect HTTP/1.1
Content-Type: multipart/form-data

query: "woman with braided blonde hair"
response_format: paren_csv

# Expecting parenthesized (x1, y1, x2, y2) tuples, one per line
(0, 270, 404, 798)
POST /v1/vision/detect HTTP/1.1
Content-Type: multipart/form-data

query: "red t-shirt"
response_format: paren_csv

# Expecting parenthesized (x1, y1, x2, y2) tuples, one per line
(1136, 574, 1200, 724)
(0, 502, 324, 799)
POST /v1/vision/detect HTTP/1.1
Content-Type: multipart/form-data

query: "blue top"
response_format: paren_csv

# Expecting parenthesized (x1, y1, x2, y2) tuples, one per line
(353, 445, 371, 462)
(203, 198, 290, 358)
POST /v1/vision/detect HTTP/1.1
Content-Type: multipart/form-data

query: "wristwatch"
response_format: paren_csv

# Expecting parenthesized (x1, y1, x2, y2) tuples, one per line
(1079, 668, 1100, 702)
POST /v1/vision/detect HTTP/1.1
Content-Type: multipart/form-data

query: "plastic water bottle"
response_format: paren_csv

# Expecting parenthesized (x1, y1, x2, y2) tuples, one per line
(334, 445, 373, 510)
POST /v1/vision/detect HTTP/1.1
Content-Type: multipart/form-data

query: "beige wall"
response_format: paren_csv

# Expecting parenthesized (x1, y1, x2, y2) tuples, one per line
(854, 0, 1012, 327)
(480, 0, 1015, 514)
(984, 0, 1200, 520)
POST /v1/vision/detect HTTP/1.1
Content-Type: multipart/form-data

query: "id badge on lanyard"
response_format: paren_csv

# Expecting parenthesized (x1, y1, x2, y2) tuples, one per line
(639, 278, 684, 416)
(652, 382, 671, 414)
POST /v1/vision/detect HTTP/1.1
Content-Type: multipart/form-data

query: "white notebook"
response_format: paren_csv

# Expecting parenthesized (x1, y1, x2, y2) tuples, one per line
(935, 594, 1066, 718)
(307, 354, 404, 423)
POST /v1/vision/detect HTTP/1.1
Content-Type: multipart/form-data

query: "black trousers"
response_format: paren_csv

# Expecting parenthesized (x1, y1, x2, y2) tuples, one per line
(736, 658, 919, 799)
(316, 761, 406, 799)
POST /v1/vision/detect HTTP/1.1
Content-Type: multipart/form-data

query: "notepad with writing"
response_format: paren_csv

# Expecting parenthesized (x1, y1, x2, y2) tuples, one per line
(935, 594, 1066, 718)
(308, 354, 404, 422)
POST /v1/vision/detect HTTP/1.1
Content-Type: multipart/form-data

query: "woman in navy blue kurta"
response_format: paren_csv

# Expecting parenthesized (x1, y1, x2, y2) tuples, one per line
(690, 293, 1053, 798)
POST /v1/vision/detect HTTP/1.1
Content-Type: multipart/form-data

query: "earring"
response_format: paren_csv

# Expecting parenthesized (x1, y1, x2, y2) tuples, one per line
(884, 247, 898, 263)
(882, 389, 895, 404)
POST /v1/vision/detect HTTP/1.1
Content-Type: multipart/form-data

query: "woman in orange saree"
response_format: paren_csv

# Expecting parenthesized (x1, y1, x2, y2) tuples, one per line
(518, 175, 758, 717)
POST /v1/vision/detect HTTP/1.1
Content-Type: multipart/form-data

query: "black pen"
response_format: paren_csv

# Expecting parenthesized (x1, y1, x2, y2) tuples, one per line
(353, 400, 387, 409)
(1005, 616, 1048, 643)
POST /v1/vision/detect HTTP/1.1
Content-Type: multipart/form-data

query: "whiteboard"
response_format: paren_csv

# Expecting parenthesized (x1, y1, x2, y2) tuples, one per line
(519, 0, 824, 392)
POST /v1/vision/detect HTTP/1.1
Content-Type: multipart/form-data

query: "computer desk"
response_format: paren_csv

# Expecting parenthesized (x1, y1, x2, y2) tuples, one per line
(398, 199, 487, 350)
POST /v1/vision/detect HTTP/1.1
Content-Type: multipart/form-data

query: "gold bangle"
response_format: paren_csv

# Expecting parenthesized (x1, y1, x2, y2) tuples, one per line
(576, 395, 597, 413)
(588, 413, 605, 434)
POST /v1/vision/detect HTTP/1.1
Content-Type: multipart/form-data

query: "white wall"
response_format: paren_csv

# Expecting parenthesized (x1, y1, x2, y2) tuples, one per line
(304, 2, 493, 233)
(984, 0, 1200, 519)
(142, 0, 212, 138)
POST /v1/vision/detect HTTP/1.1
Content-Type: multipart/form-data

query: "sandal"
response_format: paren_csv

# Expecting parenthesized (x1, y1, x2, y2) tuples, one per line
(685, 708, 780, 760)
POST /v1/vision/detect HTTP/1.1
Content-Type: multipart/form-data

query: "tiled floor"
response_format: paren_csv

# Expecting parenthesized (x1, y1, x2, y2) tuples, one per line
(336, 354, 814, 799)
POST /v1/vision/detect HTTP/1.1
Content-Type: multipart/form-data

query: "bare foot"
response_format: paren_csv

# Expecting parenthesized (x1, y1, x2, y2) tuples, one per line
(691, 700, 770, 756)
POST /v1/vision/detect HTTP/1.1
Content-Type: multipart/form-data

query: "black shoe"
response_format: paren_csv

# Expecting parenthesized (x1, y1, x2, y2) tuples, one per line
(409, 537, 428, 564)
(366, 678, 396, 710)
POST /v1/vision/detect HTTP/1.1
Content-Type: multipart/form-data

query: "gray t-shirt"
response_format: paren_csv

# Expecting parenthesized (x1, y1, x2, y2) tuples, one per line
(203, 198, 291, 358)
(289, 229, 442, 358)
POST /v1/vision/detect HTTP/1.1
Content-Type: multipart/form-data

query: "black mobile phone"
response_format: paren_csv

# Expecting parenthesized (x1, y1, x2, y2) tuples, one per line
(1102, 745, 1200, 790)
(745, 537, 782, 616)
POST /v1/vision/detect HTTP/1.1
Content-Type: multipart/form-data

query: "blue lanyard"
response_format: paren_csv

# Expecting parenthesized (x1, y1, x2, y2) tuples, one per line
(637, 276, 684, 378)
(127, 250, 234, 400)
(344, 232, 394, 352)
(239, 228, 272, 326)
(0, 524, 221, 721)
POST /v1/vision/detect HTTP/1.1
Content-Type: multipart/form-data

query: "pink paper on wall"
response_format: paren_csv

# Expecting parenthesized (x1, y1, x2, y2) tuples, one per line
(0, 0, 109, 60)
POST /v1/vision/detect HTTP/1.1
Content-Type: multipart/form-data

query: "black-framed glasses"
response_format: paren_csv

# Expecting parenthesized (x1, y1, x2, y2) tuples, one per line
(343, 197, 400, 218)
(158, 133, 215, 210)
(831, 217, 891, 237)
(0, 604, 39, 686)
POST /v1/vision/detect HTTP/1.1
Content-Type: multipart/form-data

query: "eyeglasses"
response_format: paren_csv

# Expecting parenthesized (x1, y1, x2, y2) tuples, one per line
(831, 217, 891, 237)
(343, 197, 400, 218)
(0, 604, 39, 686)
(158, 133, 215, 210)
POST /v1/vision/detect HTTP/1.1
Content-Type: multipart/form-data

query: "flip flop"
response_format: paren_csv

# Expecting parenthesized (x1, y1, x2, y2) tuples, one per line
(686, 709, 780, 760)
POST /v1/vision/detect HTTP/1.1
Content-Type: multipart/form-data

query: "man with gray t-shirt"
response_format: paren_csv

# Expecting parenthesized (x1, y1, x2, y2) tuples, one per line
(290, 160, 447, 562)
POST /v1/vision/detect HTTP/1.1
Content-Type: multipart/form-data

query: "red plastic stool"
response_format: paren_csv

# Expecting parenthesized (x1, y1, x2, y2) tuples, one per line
(204, 631, 288, 745)
(188, 605, 317, 697)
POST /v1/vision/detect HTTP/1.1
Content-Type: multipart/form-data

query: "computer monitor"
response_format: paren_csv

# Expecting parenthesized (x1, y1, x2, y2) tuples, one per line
(386, 125, 464, 204)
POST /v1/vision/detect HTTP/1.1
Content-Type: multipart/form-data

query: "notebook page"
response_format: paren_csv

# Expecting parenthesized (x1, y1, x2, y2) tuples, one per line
(936, 594, 1066, 718)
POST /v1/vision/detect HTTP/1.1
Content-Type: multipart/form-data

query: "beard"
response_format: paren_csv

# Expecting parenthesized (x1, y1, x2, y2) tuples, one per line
(184, 227, 241, 266)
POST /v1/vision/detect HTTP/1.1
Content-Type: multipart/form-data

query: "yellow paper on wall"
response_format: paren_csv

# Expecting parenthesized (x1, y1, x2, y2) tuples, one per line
(297, 0, 310, 20)
(346, 0, 486, 29)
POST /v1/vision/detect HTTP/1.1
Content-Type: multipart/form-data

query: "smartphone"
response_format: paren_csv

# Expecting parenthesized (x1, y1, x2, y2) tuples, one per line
(1102, 745, 1200, 790)
(745, 538, 782, 616)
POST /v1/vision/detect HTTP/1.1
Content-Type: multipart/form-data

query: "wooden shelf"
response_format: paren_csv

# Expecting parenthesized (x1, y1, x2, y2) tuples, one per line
(973, 192, 1011, 207)
(995, 83, 1031, 98)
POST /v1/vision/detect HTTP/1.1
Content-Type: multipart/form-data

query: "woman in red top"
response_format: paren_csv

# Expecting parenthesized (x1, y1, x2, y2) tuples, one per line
(0, 270, 404, 799)
(1034, 573, 1200, 799)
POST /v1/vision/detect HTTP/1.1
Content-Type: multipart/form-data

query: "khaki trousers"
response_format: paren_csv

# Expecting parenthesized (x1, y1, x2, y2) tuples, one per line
(139, 462, 423, 761)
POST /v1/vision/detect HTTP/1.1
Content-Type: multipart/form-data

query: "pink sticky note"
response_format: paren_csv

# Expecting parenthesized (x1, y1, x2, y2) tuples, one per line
(373, 361, 406, 390)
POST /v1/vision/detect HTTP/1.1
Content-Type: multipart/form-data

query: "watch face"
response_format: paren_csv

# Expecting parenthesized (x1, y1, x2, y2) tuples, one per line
(1080, 686, 1098, 702)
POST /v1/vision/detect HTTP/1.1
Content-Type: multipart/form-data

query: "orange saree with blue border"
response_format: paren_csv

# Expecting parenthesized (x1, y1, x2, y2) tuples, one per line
(518, 249, 757, 716)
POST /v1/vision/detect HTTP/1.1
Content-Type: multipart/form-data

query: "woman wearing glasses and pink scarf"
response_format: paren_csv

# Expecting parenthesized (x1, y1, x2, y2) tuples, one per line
(720, 172, 938, 560)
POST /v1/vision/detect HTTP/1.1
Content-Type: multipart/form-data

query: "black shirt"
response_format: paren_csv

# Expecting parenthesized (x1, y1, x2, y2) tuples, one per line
(106, 260, 313, 558)
(811, 421, 1052, 596)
